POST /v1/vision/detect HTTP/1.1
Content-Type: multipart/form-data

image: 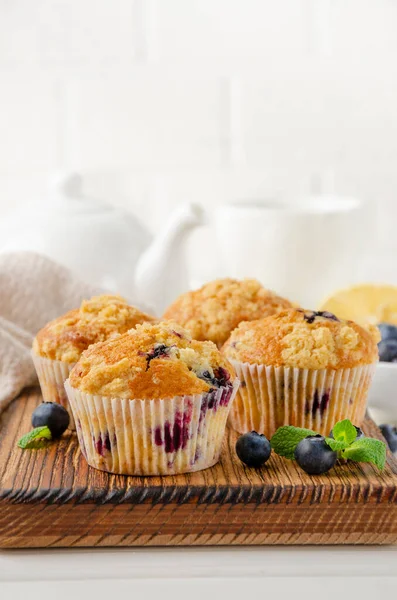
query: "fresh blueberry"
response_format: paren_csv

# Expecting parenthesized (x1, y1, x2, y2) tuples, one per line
(378, 339, 397, 362)
(236, 431, 271, 467)
(294, 435, 337, 475)
(329, 425, 364, 440)
(379, 424, 397, 453)
(378, 323, 397, 342)
(32, 402, 70, 438)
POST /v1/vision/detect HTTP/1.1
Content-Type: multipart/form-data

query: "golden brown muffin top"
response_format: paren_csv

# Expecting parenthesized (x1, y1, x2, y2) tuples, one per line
(223, 308, 380, 369)
(69, 321, 236, 399)
(163, 278, 293, 347)
(33, 294, 156, 363)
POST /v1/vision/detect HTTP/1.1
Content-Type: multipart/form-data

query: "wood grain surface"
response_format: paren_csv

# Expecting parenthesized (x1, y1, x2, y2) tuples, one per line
(1, 387, 396, 548)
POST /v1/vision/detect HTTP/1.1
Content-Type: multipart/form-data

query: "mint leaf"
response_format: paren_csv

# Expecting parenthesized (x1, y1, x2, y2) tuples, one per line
(325, 437, 349, 452)
(18, 426, 52, 449)
(271, 426, 317, 459)
(331, 419, 357, 445)
(342, 437, 386, 470)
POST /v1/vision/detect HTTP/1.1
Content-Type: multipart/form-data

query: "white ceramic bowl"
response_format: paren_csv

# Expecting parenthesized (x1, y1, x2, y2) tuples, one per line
(367, 362, 397, 425)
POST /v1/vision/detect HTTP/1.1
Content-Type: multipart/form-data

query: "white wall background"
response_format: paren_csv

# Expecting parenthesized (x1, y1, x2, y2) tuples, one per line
(1, 0, 397, 283)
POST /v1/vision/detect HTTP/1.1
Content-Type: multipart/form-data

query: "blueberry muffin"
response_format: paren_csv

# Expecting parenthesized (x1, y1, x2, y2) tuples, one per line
(163, 278, 293, 347)
(32, 295, 155, 429)
(223, 308, 379, 437)
(65, 321, 238, 475)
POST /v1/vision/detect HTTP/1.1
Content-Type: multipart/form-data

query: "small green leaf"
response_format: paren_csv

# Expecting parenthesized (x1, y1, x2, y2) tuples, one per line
(18, 426, 52, 449)
(331, 419, 358, 445)
(325, 437, 349, 452)
(342, 437, 386, 470)
(271, 426, 317, 459)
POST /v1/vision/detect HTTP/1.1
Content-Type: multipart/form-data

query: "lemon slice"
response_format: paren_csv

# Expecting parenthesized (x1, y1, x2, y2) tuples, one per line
(318, 284, 397, 325)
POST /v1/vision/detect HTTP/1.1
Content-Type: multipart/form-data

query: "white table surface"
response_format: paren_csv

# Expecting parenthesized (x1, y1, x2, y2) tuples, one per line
(1, 546, 396, 599)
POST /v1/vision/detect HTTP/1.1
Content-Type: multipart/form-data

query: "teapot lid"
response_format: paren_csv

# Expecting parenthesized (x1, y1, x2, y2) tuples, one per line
(48, 171, 112, 214)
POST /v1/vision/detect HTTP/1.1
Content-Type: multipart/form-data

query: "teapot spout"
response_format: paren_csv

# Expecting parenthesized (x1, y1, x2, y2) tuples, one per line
(134, 203, 205, 315)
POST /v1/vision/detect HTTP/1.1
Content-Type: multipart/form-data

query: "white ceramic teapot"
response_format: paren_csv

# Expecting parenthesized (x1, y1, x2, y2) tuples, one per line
(0, 172, 204, 315)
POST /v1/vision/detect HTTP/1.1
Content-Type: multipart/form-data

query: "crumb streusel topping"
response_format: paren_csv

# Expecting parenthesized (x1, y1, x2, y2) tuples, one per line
(33, 294, 156, 363)
(69, 321, 236, 399)
(223, 308, 380, 369)
(163, 278, 293, 347)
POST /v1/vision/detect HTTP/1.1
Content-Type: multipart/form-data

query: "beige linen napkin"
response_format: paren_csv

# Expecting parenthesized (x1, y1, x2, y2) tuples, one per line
(0, 252, 99, 413)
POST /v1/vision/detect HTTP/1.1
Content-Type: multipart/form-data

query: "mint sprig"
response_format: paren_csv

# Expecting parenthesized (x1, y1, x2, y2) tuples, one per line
(341, 438, 386, 471)
(331, 419, 357, 445)
(18, 426, 52, 449)
(270, 426, 317, 459)
(270, 419, 387, 471)
(324, 437, 349, 452)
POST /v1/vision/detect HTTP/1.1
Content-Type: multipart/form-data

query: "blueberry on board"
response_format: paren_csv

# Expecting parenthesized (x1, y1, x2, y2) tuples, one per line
(329, 425, 364, 440)
(32, 402, 70, 438)
(294, 435, 337, 475)
(378, 339, 397, 362)
(379, 424, 397, 454)
(236, 431, 271, 468)
(378, 323, 397, 342)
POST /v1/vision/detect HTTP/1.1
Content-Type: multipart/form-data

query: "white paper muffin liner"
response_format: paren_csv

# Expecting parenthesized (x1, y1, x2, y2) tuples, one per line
(31, 352, 76, 430)
(228, 360, 377, 438)
(64, 379, 240, 476)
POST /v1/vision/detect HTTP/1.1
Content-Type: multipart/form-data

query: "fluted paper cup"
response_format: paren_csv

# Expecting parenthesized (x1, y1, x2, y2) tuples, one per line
(31, 352, 76, 430)
(228, 360, 376, 438)
(64, 379, 239, 476)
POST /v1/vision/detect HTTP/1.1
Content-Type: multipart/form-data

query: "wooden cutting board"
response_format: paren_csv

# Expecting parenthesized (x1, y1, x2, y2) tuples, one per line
(1, 387, 396, 548)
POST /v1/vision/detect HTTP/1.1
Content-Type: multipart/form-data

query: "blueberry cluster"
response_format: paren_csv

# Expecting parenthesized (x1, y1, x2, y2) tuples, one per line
(380, 424, 397, 453)
(377, 323, 397, 362)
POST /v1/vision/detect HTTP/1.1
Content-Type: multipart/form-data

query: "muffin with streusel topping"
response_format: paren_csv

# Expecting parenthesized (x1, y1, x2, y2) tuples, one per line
(223, 308, 379, 437)
(65, 321, 239, 475)
(32, 294, 155, 429)
(163, 278, 293, 347)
